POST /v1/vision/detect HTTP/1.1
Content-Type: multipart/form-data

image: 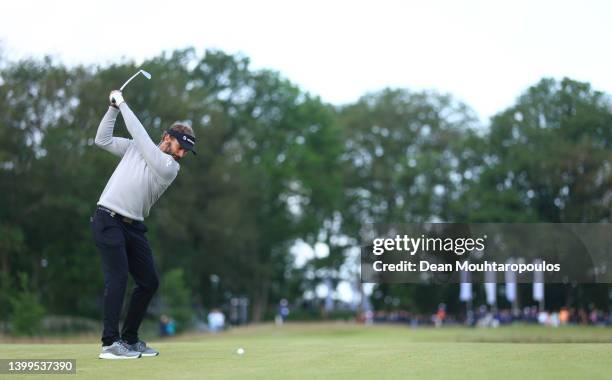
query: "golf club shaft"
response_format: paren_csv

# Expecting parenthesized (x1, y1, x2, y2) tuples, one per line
(119, 72, 142, 91)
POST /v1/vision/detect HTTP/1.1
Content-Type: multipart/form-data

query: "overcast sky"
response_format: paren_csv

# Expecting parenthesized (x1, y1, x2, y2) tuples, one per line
(2, 0, 611, 122)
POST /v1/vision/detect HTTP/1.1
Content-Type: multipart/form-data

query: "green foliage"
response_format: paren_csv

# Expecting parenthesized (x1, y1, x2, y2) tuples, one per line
(0, 49, 610, 322)
(478, 78, 612, 223)
(337, 88, 480, 234)
(0, 271, 13, 321)
(0, 225, 24, 320)
(9, 273, 45, 336)
(160, 268, 192, 331)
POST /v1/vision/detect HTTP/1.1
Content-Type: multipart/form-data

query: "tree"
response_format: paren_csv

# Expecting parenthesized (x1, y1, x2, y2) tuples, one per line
(477, 78, 612, 222)
(478, 78, 612, 310)
(9, 273, 45, 336)
(337, 88, 480, 313)
(160, 268, 192, 331)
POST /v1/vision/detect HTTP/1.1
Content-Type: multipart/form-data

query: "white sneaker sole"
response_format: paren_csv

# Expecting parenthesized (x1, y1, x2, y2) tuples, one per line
(98, 352, 142, 359)
(141, 352, 159, 357)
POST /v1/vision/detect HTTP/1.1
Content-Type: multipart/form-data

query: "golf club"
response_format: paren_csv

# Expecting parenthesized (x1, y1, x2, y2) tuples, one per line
(119, 69, 152, 91)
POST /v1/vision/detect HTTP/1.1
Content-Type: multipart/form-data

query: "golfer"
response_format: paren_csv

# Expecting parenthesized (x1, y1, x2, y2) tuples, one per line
(91, 90, 196, 359)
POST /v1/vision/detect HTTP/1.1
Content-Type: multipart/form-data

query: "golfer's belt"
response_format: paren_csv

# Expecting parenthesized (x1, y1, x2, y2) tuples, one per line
(97, 206, 135, 224)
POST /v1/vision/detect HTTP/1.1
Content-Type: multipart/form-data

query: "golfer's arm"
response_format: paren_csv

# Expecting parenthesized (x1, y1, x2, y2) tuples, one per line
(94, 107, 131, 156)
(118, 103, 178, 180)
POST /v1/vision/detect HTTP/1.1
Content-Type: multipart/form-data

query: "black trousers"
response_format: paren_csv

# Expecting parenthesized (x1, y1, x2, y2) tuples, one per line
(90, 208, 159, 346)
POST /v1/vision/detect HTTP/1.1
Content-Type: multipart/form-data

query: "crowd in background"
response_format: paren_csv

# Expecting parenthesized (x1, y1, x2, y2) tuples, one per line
(365, 305, 611, 327)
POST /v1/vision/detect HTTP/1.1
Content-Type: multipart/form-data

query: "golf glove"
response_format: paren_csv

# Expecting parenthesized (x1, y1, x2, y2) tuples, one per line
(109, 90, 125, 108)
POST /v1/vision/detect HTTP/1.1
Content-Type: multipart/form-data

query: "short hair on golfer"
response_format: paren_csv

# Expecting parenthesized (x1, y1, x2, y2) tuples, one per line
(160, 122, 195, 143)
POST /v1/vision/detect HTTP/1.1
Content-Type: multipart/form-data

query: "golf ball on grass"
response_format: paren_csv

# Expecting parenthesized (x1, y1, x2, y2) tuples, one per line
(236, 347, 245, 355)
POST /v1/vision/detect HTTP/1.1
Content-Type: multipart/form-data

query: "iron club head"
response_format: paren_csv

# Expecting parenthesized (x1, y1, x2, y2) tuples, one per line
(119, 69, 152, 91)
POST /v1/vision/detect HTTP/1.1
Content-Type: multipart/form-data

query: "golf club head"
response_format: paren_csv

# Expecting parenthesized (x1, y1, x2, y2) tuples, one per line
(119, 69, 152, 91)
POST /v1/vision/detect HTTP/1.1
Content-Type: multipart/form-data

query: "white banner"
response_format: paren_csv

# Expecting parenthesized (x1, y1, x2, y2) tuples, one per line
(533, 282, 544, 302)
(460, 282, 473, 301)
(484, 283, 496, 305)
(484, 271, 496, 305)
(533, 260, 545, 301)
(505, 260, 517, 302)
(459, 270, 472, 301)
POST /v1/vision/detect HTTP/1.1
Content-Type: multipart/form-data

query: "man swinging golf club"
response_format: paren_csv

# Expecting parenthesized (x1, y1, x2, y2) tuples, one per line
(91, 87, 196, 359)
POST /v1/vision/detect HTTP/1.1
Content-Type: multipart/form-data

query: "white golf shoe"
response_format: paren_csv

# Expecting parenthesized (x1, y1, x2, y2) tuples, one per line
(98, 340, 142, 359)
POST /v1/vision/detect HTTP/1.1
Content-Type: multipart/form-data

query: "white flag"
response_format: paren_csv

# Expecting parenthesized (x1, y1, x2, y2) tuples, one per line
(533, 282, 544, 302)
(460, 282, 472, 301)
(484, 283, 496, 305)
(505, 260, 517, 302)
(459, 270, 472, 301)
(533, 259, 545, 301)
(484, 271, 496, 305)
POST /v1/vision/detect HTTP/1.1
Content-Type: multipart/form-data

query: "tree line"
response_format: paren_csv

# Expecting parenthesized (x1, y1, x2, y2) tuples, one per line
(0, 48, 610, 326)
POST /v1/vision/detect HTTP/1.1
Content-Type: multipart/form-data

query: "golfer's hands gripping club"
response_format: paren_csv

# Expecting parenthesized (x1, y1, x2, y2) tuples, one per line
(109, 90, 125, 108)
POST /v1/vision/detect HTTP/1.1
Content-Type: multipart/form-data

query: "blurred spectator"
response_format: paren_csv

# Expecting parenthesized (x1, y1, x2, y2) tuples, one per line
(167, 318, 176, 335)
(434, 303, 446, 327)
(537, 311, 549, 325)
(159, 314, 176, 337)
(364, 310, 374, 325)
(559, 308, 570, 325)
(550, 312, 560, 327)
(207, 309, 225, 332)
(578, 308, 589, 325)
(276, 299, 290, 325)
(159, 314, 169, 337)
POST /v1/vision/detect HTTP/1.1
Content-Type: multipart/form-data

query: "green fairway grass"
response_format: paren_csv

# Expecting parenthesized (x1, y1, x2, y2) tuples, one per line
(1, 323, 611, 379)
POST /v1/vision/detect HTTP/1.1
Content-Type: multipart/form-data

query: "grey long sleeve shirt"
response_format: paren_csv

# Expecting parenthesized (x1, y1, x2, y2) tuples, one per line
(94, 104, 179, 221)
